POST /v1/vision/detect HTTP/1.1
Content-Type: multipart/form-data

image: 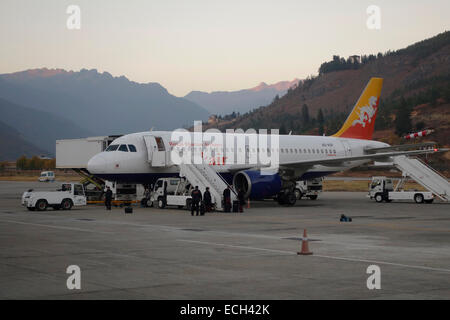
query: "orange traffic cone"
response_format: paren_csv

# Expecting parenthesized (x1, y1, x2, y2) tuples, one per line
(297, 229, 313, 255)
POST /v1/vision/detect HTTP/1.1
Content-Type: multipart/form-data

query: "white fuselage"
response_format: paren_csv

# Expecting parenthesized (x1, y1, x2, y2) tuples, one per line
(87, 131, 389, 185)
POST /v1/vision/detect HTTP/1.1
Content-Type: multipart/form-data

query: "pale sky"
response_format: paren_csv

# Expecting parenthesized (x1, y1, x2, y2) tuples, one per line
(0, 0, 448, 96)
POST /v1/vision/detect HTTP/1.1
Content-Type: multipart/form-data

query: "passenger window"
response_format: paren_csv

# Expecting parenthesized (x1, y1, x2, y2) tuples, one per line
(118, 144, 129, 152)
(290, 148, 293, 153)
(128, 145, 137, 152)
(106, 145, 119, 152)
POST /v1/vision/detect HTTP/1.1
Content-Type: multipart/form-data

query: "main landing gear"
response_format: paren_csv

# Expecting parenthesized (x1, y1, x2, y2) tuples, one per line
(277, 191, 297, 206)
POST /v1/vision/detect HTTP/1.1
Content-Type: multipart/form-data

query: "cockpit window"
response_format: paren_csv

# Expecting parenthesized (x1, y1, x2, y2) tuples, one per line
(118, 144, 129, 152)
(128, 144, 137, 152)
(105, 145, 119, 152)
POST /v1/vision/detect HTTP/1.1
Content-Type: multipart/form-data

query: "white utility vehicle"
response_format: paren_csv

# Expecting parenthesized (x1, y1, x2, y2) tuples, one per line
(368, 176, 434, 204)
(38, 171, 55, 182)
(147, 177, 193, 209)
(294, 178, 323, 200)
(22, 183, 87, 211)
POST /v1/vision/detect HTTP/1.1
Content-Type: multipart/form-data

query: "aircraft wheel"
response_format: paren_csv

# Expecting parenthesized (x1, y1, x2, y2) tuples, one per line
(286, 193, 297, 206)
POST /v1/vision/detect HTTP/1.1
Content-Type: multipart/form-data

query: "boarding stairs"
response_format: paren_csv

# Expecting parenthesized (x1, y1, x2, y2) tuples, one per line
(179, 163, 237, 210)
(392, 155, 450, 202)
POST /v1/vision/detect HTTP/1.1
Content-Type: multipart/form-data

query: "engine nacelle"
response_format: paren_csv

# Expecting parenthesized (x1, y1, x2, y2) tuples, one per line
(232, 170, 282, 199)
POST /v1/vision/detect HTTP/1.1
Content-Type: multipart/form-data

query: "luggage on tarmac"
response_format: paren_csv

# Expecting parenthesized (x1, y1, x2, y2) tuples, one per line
(232, 200, 239, 213)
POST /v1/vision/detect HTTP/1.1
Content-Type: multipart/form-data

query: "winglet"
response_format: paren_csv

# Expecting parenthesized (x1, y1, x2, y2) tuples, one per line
(332, 78, 383, 140)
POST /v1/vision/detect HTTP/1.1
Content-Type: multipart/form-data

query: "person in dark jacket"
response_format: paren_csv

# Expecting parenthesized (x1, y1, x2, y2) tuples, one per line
(223, 187, 231, 212)
(191, 186, 202, 216)
(203, 187, 212, 212)
(238, 188, 246, 213)
(105, 186, 113, 210)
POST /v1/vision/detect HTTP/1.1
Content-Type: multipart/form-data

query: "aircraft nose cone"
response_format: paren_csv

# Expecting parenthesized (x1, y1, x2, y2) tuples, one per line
(87, 154, 107, 174)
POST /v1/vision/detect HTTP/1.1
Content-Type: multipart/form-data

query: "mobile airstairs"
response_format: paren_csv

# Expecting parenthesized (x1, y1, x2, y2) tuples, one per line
(179, 163, 237, 210)
(392, 155, 450, 202)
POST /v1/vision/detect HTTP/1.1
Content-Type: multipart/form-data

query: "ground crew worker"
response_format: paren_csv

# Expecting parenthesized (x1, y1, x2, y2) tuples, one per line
(142, 186, 151, 207)
(223, 187, 231, 212)
(105, 186, 113, 211)
(238, 188, 246, 213)
(191, 186, 202, 216)
(203, 187, 212, 212)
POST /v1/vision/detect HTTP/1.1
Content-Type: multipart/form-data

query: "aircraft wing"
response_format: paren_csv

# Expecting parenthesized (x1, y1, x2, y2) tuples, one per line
(364, 142, 437, 154)
(281, 148, 449, 168)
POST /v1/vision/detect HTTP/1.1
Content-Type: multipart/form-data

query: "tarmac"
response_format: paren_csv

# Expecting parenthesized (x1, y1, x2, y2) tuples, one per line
(0, 181, 449, 299)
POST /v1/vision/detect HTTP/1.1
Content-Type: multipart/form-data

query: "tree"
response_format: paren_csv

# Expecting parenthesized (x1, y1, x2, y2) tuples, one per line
(16, 156, 27, 170)
(317, 108, 325, 136)
(301, 104, 310, 125)
(394, 97, 413, 136)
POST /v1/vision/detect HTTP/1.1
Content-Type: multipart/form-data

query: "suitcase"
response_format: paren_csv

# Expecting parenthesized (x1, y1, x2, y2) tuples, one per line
(232, 200, 239, 213)
(124, 207, 133, 214)
(200, 203, 205, 216)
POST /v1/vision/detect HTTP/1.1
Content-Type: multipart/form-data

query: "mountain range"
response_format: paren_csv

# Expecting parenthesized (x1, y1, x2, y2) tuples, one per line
(0, 69, 211, 160)
(184, 79, 299, 116)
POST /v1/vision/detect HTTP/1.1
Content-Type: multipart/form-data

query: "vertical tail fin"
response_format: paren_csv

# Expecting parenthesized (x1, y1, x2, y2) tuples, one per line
(332, 77, 383, 140)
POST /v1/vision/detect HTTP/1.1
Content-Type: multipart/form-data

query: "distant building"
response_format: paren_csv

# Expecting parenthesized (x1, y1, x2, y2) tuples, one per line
(348, 55, 361, 64)
(208, 115, 218, 124)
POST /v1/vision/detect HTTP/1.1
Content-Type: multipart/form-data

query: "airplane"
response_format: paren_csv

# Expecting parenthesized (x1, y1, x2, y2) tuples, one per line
(87, 78, 445, 205)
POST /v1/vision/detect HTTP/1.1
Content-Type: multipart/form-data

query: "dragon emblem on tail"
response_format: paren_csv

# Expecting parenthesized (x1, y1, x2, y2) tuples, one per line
(352, 96, 378, 128)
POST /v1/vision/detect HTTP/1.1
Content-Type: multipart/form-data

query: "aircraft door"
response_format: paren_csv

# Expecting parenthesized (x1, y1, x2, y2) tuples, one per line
(341, 140, 352, 157)
(143, 135, 167, 167)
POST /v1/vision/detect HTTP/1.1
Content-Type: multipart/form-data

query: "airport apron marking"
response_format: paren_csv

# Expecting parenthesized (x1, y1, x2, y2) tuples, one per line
(178, 239, 450, 273)
(0, 219, 112, 234)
